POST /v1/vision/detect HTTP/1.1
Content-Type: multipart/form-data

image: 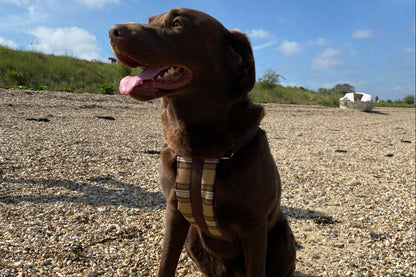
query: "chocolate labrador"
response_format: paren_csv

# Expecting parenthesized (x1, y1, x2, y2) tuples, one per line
(109, 8, 296, 277)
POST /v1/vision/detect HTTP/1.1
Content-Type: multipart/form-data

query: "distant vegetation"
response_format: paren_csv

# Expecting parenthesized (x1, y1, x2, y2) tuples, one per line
(251, 69, 345, 106)
(251, 69, 414, 108)
(0, 46, 140, 94)
(375, 95, 415, 108)
(251, 84, 345, 107)
(0, 46, 414, 108)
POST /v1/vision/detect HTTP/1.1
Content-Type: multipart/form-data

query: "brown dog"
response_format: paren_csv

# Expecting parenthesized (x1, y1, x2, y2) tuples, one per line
(110, 8, 296, 277)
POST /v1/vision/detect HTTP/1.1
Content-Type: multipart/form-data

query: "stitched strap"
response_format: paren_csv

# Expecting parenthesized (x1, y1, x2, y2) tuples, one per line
(175, 157, 197, 227)
(201, 159, 222, 237)
(175, 156, 223, 237)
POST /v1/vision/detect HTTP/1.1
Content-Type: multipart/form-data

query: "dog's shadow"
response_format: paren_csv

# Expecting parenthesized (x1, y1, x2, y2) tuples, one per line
(2, 177, 319, 277)
(1, 178, 332, 220)
(0, 177, 165, 210)
(283, 206, 338, 224)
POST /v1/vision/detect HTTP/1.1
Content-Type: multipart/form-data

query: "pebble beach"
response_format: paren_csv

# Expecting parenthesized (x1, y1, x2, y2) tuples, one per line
(1, 89, 414, 276)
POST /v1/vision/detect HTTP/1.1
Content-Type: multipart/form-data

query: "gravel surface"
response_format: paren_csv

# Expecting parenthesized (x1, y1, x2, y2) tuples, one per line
(1, 89, 415, 277)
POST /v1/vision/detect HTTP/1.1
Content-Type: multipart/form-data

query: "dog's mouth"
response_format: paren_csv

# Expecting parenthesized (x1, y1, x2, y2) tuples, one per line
(117, 55, 192, 100)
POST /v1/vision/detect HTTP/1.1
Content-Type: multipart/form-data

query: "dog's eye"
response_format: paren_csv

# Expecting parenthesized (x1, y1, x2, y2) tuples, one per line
(172, 20, 183, 27)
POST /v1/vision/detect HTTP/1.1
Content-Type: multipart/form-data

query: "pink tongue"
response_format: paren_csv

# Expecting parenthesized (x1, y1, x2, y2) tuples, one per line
(119, 67, 165, 95)
(119, 76, 143, 95)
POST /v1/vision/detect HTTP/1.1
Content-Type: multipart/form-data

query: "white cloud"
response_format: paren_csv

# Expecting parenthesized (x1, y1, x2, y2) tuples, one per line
(307, 37, 327, 46)
(0, 5, 48, 29)
(277, 40, 301, 56)
(281, 82, 299, 87)
(311, 48, 343, 70)
(246, 29, 276, 50)
(403, 47, 415, 53)
(28, 26, 101, 60)
(0, 0, 30, 5)
(322, 80, 367, 90)
(346, 43, 356, 56)
(352, 29, 373, 39)
(76, 0, 119, 8)
(247, 29, 271, 40)
(253, 41, 277, 50)
(0, 36, 18, 48)
(321, 83, 334, 89)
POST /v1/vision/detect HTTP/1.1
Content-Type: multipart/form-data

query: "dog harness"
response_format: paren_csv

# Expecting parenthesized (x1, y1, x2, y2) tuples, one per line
(174, 127, 259, 238)
(175, 157, 222, 237)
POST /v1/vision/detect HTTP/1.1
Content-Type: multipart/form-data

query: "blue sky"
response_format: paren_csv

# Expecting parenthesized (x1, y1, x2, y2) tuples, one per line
(0, 0, 414, 100)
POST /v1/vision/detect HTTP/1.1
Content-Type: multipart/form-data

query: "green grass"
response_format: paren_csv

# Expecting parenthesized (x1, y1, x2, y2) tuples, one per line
(250, 84, 345, 107)
(1, 46, 414, 108)
(0, 46, 141, 94)
(375, 101, 415, 108)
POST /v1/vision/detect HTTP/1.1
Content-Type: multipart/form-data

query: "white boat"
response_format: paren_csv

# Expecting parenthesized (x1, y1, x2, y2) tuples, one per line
(339, 92, 375, 112)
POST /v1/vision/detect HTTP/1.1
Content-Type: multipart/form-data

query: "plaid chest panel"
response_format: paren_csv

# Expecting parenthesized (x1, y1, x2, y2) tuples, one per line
(175, 156, 223, 237)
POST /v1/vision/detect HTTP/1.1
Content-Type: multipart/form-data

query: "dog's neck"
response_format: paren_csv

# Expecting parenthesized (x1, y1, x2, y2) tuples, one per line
(161, 95, 264, 159)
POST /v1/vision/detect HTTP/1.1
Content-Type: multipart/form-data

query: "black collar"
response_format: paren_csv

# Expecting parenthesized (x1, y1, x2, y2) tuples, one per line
(221, 127, 259, 159)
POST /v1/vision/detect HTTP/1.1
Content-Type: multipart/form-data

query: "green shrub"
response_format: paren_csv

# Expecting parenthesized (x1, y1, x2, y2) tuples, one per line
(403, 95, 415, 104)
(33, 84, 48, 91)
(7, 70, 26, 85)
(99, 83, 115, 94)
(10, 85, 29, 90)
(61, 87, 72, 92)
(258, 69, 285, 89)
(119, 64, 132, 77)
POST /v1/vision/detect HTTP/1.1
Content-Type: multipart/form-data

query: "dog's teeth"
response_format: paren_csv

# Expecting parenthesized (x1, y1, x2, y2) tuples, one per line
(158, 67, 179, 80)
(168, 67, 176, 75)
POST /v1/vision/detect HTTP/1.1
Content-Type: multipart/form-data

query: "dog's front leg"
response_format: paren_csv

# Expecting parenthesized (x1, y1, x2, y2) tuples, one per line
(241, 223, 268, 277)
(158, 207, 189, 277)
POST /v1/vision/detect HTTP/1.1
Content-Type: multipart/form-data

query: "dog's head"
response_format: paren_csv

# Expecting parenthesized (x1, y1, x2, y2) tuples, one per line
(109, 8, 255, 101)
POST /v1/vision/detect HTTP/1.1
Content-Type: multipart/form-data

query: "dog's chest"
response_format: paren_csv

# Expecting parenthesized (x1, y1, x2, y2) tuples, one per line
(175, 156, 223, 237)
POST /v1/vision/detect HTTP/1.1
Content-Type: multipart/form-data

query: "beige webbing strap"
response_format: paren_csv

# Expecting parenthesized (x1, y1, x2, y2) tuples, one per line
(201, 159, 222, 237)
(175, 156, 223, 237)
(175, 157, 197, 227)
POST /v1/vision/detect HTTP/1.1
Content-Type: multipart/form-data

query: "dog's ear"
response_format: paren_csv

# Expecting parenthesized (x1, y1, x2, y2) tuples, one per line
(228, 29, 256, 94)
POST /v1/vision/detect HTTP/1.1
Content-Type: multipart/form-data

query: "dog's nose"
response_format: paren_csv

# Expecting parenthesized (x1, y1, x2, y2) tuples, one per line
(109, 24, 128, 38)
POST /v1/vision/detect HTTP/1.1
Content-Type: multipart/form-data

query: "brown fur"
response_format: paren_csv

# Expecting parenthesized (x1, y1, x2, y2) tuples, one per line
(110, 8, 296, 277)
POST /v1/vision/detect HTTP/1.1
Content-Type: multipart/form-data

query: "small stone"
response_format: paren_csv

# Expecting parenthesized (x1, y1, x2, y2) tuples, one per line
(333, 243, 344, 248)
(43, 258, 53, 266)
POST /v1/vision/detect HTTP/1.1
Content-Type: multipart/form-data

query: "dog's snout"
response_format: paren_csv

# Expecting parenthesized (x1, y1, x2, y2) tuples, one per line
(109, 24, 128, 38)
